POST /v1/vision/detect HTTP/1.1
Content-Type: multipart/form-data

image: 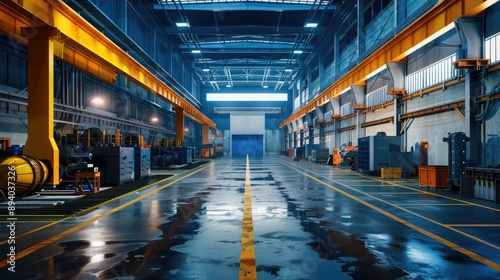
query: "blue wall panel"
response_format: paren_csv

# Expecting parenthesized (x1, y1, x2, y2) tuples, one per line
(232, 134, 263, 158)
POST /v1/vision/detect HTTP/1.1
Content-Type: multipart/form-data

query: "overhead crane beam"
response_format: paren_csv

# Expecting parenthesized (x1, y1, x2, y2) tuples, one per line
(0, 0, 216, 128)
(0, 3, 117, 84)
(279, 0, 498, 128)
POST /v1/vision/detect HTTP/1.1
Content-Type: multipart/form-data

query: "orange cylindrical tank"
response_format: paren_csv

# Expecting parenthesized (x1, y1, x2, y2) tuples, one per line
(0, 155, 49, 196)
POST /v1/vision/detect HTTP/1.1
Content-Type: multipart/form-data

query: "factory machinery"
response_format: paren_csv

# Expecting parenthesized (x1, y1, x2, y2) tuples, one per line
(283, 143, 357, 169)
(0, 127, 212, 196)
(462, 167, 500, 204)
(356, 132, 414, 176)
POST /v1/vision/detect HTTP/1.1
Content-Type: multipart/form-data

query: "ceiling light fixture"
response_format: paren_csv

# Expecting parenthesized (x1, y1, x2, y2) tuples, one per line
(176, 22, 190, 27)
(304, 23, 318, 28)
(191, 50, 201, 53)
(293, 50, 303, 54)
(284, 69, 292, 72)
(202, 68, 210, 72)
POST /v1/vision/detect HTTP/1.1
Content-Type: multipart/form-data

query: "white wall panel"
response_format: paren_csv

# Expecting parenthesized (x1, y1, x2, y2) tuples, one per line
(406, 111, 464, 165)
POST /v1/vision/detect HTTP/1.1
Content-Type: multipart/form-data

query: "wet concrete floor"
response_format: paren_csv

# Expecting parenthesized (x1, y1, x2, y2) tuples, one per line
(1, 155, 499, 279)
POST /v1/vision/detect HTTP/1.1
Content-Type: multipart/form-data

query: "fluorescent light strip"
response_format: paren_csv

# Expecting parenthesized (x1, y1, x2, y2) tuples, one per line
(207, 93, 288, 101)
(304, 23, 318, 28)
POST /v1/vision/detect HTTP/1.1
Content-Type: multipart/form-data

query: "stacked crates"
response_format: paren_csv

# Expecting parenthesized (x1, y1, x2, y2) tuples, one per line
(381, 167, 402, 179)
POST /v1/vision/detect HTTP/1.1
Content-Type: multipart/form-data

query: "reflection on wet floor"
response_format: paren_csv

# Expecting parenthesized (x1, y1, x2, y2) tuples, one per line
(1, 156, 499, 279)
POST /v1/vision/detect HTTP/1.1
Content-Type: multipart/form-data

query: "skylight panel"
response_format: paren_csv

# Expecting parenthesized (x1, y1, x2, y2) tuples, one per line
(160, 0, 329, 5)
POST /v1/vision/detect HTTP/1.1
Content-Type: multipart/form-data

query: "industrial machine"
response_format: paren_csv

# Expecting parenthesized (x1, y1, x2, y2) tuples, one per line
(443, 132, 470, 191)
(0, 127, 194, 195)
(332, 148, 342, 165)
(356, 132, 413, 175)
(303, 144, 320, 160)
(312, 148, 329, 163)
(339, 143, 357, 169)
(134, 147, 151, 180)
(0, 155, 49, 195)
(91, 146, 135, 186)
(293, 147, 304, 160)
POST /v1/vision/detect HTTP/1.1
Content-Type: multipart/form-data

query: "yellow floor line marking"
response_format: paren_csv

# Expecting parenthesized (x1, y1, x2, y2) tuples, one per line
(239, 155, 257, 280)
(366, 192, 424, 195)
(0, 215, 66, 217)
(0, 162, 214, 268)
(353, 173, 500, 213)
(395, 204, 473, 206)
(0, 171, 190, 246)
(283, 163, 500, 272)
(347, 184, 397, 187)
(446, 224, 500, 227)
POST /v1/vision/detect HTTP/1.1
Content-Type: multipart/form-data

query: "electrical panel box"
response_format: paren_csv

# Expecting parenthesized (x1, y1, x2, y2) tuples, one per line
(357, 133, 402, 173)
(443, 132, 469, 187)
(134, 147, 151, 180)
(91, 146, 134, 186)
(304, 144, 320, 159)
(171, 147, 192, 165)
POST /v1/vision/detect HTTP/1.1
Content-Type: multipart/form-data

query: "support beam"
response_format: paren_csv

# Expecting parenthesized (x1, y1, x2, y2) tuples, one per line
(337, 125, 356, 133)
(315, 106, 325, 123)
(174, 107, 185, 145)
(296, 117, 304, 131)
(203, 124, 210, 157)
(279, 0, 495, 128)
(22, 26, 59, 185)
(0, 0, 215, 128)
(386, 62, 407, 95)
(330, 98, 341, 118)
(455, 16, 485, 165)
(305, 112, 314, 127)
(351, 85, 366, 106)
(305, 112, 314, 145)
(455, 16, 484, 58)
(0, 3, 118, 84)
(361, 117, 394, 128)
(400, 101, 465, 119)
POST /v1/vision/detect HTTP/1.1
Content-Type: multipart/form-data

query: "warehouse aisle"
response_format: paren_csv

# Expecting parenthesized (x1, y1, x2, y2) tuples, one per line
(1, 155, 499, 279)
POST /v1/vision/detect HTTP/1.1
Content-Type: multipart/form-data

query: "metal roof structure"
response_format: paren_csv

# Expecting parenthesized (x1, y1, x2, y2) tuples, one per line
(147, 0, 349, 91)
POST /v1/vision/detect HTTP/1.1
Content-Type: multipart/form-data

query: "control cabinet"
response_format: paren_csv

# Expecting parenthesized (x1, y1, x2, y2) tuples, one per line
(92, 146, 134, 186)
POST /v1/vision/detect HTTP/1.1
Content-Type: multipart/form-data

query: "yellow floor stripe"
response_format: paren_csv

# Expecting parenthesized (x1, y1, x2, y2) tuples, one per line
(239, 155, 257, 280)
(366, 192, 424, 195)
(446, 224, 500, 227)
(354, 172, 500, 213)
(0, 162, 214, 268)
(0, 174, 179, 246)
(284, 163, 500, 272)
(395, 203, 473, 206)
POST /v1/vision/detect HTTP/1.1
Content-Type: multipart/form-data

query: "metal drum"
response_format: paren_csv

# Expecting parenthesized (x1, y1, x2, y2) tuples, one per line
(0, 155, 49, 195)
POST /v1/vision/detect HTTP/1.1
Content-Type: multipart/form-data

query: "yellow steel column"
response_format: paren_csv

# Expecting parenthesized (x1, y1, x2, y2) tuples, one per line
(203, 124, 210, 158)
(21, 26, 59, 185)
(174, 107, 184, 145)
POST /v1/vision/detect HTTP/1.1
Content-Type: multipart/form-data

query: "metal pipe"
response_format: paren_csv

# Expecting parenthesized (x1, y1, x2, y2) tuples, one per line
(70, 153, 93, 161)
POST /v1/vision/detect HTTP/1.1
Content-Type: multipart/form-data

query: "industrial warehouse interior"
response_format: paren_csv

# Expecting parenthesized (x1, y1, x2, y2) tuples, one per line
(0, 0, 499, 279)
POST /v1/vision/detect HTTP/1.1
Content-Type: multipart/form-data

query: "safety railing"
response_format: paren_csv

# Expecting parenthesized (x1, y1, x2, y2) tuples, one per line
(406, 54, 458, 94)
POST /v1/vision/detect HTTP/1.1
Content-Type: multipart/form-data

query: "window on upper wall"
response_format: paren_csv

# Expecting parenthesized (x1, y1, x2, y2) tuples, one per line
(311, 66, 319, 82)
(364, 0, 393, 28)
(339, 24, 357, 53)
(323, 48, 335, 69)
